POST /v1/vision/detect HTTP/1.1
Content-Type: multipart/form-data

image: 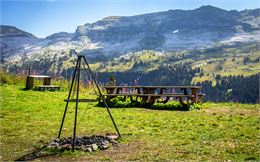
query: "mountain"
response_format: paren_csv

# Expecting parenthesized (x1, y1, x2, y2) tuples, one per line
(1, 5, 260, 68)
(74, 5, 260, 56)
(0, 25, 36, 37)
(1, 25, 40, 59)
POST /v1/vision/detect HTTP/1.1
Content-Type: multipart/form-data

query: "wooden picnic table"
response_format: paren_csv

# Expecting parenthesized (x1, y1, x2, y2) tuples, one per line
(102, 86, 204, 107)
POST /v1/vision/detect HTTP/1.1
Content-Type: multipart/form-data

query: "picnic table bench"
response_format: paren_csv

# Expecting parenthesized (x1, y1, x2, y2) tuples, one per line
(102, 86, 205, 107)
(34, 85, 61, 91)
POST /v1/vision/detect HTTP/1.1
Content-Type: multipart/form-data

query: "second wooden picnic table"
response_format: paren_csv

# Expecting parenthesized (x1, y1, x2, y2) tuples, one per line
(102, 86, 204, 107)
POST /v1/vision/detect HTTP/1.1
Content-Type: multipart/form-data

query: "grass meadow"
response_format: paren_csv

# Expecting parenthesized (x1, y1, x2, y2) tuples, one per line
(0, 82, 259, 161)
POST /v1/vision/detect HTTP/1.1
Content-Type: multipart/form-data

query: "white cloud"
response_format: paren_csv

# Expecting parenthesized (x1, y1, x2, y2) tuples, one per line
(172, 29, 179, 34)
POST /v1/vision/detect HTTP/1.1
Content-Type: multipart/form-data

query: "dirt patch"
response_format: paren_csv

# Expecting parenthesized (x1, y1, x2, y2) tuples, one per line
(79, 140, 145, 161)
(202, 106, 259, 116)
(33, 140, 145, 161)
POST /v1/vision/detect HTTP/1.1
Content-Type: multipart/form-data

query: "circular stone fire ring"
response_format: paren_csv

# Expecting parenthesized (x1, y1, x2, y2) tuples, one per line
(47, 135, 119, 152)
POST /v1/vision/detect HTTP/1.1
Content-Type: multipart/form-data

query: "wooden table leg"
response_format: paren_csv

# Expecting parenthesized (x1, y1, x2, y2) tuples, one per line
(191, 88, 198, 103)
(26, 76, 34, 89)
(162, 97, 170, 104)
(177, 97, 189, 110)
(142, 87, 157, 107)
(43, 77, 51, 85)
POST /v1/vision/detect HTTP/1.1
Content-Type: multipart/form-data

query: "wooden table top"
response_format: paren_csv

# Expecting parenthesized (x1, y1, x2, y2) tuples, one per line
(103, 86, 201, 89)
(27, 75, 51, 78)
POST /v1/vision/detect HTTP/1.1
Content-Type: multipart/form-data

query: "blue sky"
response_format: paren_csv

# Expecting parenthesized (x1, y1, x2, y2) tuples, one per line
(1, 0, 260, 38)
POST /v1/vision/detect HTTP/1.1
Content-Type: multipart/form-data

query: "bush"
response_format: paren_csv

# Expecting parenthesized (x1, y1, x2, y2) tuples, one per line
(0, 69, 26, 85)
(0, 71, 12, 84)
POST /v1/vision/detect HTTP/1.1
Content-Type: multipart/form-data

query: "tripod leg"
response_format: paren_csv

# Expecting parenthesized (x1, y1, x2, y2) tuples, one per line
(58, 57, 80, 138)
(102, 96, 121, 137)
(82, 56, 121, 138)
(72, 57, 81, 151)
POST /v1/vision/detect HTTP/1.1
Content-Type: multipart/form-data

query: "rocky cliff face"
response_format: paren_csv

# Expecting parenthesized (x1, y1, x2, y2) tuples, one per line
(74, 6, 260, 56)
(1, 25, 40, 59)
(1, 5, 260, 62)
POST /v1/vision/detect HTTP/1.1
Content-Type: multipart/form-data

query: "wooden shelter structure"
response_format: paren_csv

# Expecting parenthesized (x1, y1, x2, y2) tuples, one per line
(25, 75, 60, 91)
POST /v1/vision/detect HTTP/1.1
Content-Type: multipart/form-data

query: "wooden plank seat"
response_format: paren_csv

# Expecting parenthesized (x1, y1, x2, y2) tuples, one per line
(34, 85, 61, 91)
(103, 86, 201, 88)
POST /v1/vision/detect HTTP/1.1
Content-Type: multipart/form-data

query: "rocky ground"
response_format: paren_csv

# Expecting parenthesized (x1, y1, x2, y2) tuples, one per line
(16, 134, 119, 161)
(47, 135, 118, 152)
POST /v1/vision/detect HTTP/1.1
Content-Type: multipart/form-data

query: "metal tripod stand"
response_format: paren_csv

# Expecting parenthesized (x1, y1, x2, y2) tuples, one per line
(57, 54, 121, 151)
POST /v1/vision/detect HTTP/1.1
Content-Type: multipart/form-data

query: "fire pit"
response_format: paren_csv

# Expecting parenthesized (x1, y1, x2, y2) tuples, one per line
(47, 135, 118, 152)
(57, 54, 121, 152)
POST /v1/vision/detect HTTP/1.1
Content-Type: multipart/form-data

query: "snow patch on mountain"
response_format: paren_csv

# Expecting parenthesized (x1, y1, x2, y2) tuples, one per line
(219, 31, 260, 44)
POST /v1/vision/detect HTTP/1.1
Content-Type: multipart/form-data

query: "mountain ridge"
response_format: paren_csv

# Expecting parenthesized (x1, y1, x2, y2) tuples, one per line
(0, 25, 37, 38)
(1, 5, 260, 64)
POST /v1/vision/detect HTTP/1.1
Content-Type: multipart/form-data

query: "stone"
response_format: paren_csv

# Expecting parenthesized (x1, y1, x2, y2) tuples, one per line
(100, 140, 109, 150)
(38, 151, 51, 157)
(59, 146, 63, 150)
(53, 138, 61, 143)
(107, 135, 118, 141)
(47, 145, 54, 149)
(62, 143, 72, 150)
(79, 145, 86, 151)
(85, 147, 92, 152)
(74, 146, 81, 150)
(49, 141, 59, 146)
(91, 144, 98, 151)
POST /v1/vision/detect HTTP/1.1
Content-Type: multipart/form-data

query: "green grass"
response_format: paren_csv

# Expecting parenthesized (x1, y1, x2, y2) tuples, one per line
(0, 84, 259, 161)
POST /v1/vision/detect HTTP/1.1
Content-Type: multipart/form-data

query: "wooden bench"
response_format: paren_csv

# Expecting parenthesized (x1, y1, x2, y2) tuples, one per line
(34, 85, 61, 91)
(102, 93, 194, 97)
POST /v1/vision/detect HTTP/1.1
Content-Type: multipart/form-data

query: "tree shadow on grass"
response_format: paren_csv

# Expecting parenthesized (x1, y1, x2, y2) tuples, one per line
(149, 103, 190, 111)
(15, 146, 58, 161)
(19, 87, 31, 91)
